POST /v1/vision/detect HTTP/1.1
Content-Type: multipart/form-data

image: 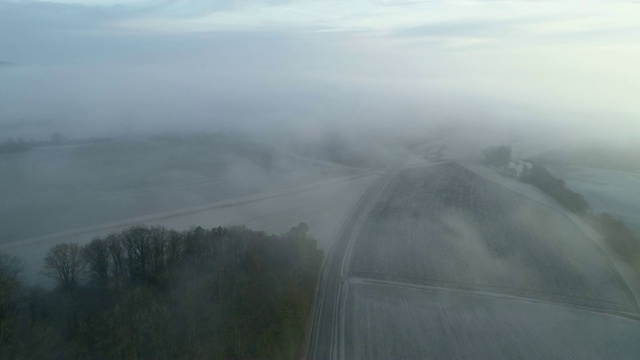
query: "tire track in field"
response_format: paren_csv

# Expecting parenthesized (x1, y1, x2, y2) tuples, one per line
(349, 277, 640, 321)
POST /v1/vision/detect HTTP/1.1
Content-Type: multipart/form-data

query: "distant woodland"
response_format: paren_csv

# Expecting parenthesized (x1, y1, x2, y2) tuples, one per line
(521, 161, 640, 263)
(0, 133, 112, 155)
(0, 223, 322, 359)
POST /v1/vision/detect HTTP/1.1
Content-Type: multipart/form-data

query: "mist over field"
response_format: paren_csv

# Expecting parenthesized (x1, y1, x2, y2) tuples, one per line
(1, 0, 640, 359)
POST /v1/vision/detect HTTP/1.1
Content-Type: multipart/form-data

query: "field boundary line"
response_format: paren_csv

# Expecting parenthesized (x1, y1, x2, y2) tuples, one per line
(352, 270, 635, 311)
(2, 173, 375, 250)
(352, 277, 640, 322)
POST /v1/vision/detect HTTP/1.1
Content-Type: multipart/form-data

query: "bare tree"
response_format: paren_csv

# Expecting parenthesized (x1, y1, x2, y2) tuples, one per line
(83, 238, 110, 288)
(44, 243, 86, 291)
(122, 226, 152, 284)
(105, 234, 125, 287)
(0, 252, 22, 349)
(148, 227, 169, 284)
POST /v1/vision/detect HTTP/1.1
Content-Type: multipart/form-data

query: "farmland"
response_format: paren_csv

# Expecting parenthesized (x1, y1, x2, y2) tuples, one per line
(0, 138, 377, 283)
(345, 280, 640, 360)
(0, 138, 364, 243)
(310, 160, 640, 359)
(348, 162, 636, 312)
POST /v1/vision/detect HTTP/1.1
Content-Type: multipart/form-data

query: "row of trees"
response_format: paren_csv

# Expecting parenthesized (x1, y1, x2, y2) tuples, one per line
(0, 134, 114, 156)
(587, 212, 640, 264)
(1, 223, 323, 359)
(483, 145, 639, 274)
(483, 145, 512, 168)
(0, 138, 31, 154)
(520, 163, 590, 214)
(519, 161, 639, 262)
(485, 145, 640, 271)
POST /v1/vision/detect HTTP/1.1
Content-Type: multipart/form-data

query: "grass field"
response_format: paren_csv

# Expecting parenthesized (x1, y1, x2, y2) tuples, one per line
(349, 162, 637, 312)
(345, 281, 640, 360)
(0, 139, 376, 283)
(0, 139, 361, 243)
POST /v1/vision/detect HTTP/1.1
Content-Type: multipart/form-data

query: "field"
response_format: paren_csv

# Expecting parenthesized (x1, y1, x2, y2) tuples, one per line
(0, 138, 362, 243)
(348, 162, 637, 312)
(345, 281, 640, 360)
(0, 139, 376, 283)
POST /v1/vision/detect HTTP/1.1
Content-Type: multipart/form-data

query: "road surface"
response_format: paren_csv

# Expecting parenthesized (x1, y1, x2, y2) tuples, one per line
(307, 164, 402, 360)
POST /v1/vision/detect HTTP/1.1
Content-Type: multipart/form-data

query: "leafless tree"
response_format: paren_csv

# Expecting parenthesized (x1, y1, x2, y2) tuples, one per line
(44, 243, 86, 291)
(83, 238, 110, 288)
(105, 234, 125, 287)
(0, 252, 22, 348)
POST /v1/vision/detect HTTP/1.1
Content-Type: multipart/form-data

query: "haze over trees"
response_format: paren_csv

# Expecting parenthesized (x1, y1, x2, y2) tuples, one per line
(44, 243, 86, 292)
(0, 138, 31, 154)
(521, 163, 590, 214)
(0, 223, 322, 359)
(519, 160, 640, 260)
(485, 145, 640, 280)
(483, 145, 512, 168)
(0, 253, 22, 350)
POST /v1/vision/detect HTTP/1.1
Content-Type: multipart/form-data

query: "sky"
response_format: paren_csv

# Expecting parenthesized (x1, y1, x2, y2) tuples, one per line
(0, 0, 639, 141)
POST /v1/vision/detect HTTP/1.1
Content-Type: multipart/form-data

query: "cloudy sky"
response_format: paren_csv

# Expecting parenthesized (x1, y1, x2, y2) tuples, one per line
(1, 0, 639, 139)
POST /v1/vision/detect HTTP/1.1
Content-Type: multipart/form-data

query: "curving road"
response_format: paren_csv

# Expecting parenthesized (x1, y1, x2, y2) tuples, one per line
(307, 164, 402, 360)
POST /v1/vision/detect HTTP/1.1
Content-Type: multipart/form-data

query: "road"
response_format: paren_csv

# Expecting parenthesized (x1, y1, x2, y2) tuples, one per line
(307, 164, 401, 360)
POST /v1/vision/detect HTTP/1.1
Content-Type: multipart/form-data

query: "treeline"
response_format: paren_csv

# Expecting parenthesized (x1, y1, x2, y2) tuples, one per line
(483, 145, 512, 168)
(520, 163, 590, 214)
(150, 132, 276, 173)
(0, 138, 32, 154)
(518, 159, 640, 266)
(0, 223, 322, 359)
(0, 134, 113, 155)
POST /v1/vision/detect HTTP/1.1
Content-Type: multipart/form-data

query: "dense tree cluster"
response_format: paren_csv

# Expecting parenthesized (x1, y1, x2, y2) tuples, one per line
(0, 138, 32, 154)
(0, 223, 322, 359)
(0, 135, 113, 156)
(587, 213, 640, 263)
(0, 253, 22, 350)
(481, 144, 640, 276)
(483, 145, 512, 168)
(520, 163, 590, 214)
(519, 161, 639, 269)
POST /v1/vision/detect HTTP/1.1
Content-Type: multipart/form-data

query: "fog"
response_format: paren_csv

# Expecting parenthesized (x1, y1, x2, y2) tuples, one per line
(2, 0, 640, 278)
(2, 2, 640, 358)
(1, 0, 639, 144)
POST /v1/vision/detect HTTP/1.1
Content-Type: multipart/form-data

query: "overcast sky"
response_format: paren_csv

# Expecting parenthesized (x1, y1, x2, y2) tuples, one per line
(1, 0, 639, 140)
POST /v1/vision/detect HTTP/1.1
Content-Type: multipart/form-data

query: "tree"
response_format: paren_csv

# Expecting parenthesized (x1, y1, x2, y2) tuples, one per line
(521, 163, 590, 214)
(50, 132, 67, 145)
(483, 145, 511, 167)
(105, 234, 126, 288)
(594, 213, 640, 262)
(44, 243, 86, 291)
(83, 239, 110, 288)
(0, 252, 22, 352)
